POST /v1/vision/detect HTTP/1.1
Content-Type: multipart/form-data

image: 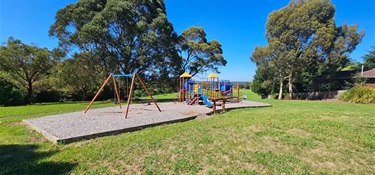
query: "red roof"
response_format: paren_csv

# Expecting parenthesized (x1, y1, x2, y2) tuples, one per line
(363, 68, 375, 78)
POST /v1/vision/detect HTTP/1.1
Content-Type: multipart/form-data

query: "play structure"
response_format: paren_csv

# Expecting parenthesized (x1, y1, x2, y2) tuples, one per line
(84, 73, 161, 118)
(85, 72, 241, 118)
(25, 73, 268, 143)
(177, 72, 241, 112)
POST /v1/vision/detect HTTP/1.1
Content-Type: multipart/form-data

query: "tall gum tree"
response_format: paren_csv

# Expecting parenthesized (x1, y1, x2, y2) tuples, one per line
(251, 40, 289, 100)
(363, 46, 375, 70)
(252, 0, 364, 99)
(0, 37, 54, 104)
(177, 26, 227, 76)
(49, 0, 178, 77)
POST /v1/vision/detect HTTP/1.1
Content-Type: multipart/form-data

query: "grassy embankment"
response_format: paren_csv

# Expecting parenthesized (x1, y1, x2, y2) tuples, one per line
(0, 89, 374, 174)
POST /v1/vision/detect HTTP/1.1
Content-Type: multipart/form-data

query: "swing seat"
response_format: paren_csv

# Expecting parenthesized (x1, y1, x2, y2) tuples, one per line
(138, 98, 151, 105)
(137, 98, 158, 105)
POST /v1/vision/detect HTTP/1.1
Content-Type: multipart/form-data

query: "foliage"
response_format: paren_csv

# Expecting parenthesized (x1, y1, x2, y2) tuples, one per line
(35, 90, 64, 103)
(49, 0, 177, 77)
(237, 82, 251, 89)
(0, 37, 55, 104)
(1, 93, 374, 174)
(251, 0, 364, 99)
(319, 80, 345, 91)
(363, 46, 375, 70)
(0, 78, 24, 106)
(353, 75, 368, 86)
(177, 26, 227, 76)
(55, 52, 104, 101)
(251, 42, 288, 99)
(342, 61, 362, 71)
(339, 86, 375, 104)
(251, 70, 275, 96)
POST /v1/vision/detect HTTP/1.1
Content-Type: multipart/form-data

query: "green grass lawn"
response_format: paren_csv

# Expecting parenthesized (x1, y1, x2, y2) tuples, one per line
(1, 90, 374, 174)
(0, 101, 114, 120)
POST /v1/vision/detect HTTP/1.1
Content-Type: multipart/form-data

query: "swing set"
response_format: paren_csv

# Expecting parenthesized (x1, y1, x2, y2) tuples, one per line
(84, 73, 161, 118)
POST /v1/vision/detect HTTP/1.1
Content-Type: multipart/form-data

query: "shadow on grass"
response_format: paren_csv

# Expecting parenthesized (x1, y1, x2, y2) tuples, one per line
(0, 144, 76, 175)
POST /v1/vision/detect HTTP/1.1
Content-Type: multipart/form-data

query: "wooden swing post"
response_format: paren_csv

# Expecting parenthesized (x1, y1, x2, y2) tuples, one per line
(136, 73, 161, 112)
(84, 74, 112, 113)
(125, 73, 136, 119)
(112, 76, 122, 109)
(125, 73, 161, 119)
(84, 72, 161, 119)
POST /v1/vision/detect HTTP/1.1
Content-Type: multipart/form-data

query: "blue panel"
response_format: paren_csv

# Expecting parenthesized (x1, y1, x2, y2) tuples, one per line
(188, 79, 195, 85)
(184, 81, 188, 89)
(189, 84, 194, 94)
(198, 85, 203, 94)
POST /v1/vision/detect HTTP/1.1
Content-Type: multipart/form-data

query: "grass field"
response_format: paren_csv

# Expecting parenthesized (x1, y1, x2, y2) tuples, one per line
(1, 90, 374, 174)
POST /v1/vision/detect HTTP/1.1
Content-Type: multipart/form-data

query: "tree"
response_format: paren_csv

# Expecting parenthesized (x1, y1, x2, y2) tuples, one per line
(56, 52, 104, 101)
(0, 77, 24, 106)
(0, 37, 54, 104)
(49, 0, 178, 77)
(251, 41, 289, 99)
(251, 70, 274, 96)
(252, 0, 364, 99)
(363, 46, 375, 70)
(177, 26, 227, 76)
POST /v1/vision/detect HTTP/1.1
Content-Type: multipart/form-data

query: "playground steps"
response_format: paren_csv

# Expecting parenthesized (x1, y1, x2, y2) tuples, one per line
(188, 97, 198, 105)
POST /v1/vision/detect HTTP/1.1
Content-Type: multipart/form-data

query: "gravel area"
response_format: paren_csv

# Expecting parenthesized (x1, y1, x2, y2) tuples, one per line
(23, 101, 270, 143)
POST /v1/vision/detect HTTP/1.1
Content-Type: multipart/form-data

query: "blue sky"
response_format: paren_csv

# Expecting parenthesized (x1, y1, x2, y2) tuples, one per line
(1, 0, 374, 81)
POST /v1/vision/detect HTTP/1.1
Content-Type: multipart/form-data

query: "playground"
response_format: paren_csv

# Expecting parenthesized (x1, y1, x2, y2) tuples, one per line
(177, 72, 242, 111)
(22, 72, 271, 143)
(24, 101, 271, 143)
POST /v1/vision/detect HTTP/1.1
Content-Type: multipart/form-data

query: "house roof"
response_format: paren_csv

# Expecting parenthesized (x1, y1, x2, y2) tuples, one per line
(363, 68, 375, 78)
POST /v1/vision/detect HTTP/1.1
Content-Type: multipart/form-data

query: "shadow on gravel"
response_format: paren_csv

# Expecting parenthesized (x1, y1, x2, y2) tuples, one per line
(0, 144, 76, 175)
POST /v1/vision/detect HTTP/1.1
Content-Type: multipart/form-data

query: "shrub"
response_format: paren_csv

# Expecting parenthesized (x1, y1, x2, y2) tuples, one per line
(0, 79, 24, 106)
(339, 86, 375, 104)
(35, 90, 63, 102)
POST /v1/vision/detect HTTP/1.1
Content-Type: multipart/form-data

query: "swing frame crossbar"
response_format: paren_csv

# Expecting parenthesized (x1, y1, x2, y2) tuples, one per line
(84, 73, 161, 119)
(112, 74, 133, 77)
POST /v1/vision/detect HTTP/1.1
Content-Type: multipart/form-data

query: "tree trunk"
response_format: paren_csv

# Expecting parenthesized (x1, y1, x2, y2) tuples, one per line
(288, 71, 293, 99)
(27, 81, 33, 104)
(278, 74, 283, 100)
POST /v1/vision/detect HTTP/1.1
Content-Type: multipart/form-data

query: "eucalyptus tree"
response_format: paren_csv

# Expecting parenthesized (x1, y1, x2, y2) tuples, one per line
(177, 26, 227, 76)
(252, 0, 364, 99)
(49, 0, 178, 77)
(56, 52, 103, 100)
(0, 37, 54, 104)
(251, 41, 289, 100)
(363, 46, 375, 70)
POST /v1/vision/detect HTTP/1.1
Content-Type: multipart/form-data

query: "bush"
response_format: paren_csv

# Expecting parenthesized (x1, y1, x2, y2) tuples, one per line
(0, 79, 24, 106)
(35, 90, 63, 103)
(339, 86, 375, 104)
